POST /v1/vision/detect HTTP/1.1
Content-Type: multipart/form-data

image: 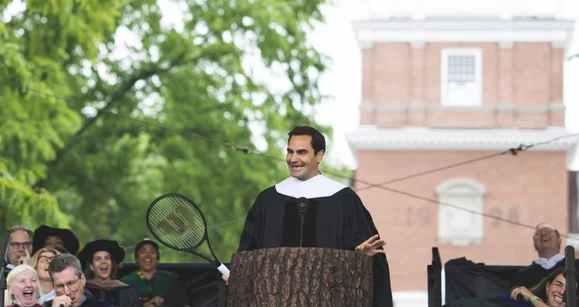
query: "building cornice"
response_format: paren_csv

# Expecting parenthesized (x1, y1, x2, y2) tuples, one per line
(359, 100, 566, 112)
(346, 126, 578, 151)
(353, 18, 575, 51)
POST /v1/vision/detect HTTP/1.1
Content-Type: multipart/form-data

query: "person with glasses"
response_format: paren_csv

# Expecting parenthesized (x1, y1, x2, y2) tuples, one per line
(30, 247, 62, 303)
(4, 225, 34, 277)
(46, 253, 109, 307)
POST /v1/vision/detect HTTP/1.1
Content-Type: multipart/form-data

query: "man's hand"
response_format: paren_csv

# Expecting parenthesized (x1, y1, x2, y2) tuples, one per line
(18, 250, 32, 266)
(143, 296, 164, 307)
(355, 234, 386, 256)
(53, 295, 72, 307)
(509, 286, 536, 302)
(221, 275, 229, 286)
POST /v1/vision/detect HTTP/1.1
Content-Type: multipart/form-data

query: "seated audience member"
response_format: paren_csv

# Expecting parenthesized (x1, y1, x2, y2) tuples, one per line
(508, 267, 576, 307)
(121, 239, 190, 307)
(32, 225, 81, 255)
(31, 247, 62, 303)
(4, 226, 33, 277)
(4, 264, 44, 307)
(47, 253, 110, 307)
(77, 239, 140, 307)
(511, 223, 572, 288)
(445, 267, 576, 307)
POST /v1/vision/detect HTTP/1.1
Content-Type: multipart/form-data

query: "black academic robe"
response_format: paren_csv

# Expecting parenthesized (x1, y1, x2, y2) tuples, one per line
(44, 297, 111, 307)
(237, 175, 394, 307)
(85, 283, 141, 307)
(510, 258, 579, 288)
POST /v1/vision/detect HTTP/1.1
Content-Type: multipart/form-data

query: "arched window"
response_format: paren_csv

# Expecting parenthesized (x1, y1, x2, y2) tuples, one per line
(436, 178, 486, 246)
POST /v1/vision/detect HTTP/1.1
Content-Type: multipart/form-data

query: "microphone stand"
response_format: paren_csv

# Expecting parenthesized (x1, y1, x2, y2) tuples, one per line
(0, 231, 11, 307)
(299, 214, 305, 248)
(565, 245, 576, 307)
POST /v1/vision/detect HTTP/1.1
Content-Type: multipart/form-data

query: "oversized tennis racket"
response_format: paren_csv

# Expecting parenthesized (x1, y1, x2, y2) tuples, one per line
(146, 193, 230, 278)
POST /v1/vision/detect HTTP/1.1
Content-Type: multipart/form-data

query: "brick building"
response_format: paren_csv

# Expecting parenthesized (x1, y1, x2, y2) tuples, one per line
(346, 5, 578, 307)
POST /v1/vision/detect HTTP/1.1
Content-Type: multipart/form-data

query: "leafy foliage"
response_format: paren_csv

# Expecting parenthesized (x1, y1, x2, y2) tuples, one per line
(0, 0, 346, 262)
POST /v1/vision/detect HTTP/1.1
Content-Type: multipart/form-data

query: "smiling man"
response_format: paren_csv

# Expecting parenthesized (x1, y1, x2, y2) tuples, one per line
(232, 125, 394, 307)
(47, 253, 109, 307)
(511, 223, 579, 289)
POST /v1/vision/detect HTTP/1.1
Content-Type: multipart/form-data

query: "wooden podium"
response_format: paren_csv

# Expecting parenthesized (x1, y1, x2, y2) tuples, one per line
(226, 247, 373, 307)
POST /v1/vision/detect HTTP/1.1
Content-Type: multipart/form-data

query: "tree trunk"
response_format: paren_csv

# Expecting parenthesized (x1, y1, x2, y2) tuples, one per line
(226, 247, 373, 307)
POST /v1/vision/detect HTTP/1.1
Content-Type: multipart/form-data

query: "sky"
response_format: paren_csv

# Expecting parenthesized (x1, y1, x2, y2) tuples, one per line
(309, 0, 579, 169)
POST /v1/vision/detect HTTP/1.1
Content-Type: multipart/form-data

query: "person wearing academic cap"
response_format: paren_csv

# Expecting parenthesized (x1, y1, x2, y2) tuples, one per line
(121, 239, 190, 307)
(229, 125, 394, 307)
(77, 239, 140, 307)
(32, 225, 81, 255)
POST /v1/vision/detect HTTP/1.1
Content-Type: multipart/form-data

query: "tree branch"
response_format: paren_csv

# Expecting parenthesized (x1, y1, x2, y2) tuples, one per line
(32, 54, 187, 191)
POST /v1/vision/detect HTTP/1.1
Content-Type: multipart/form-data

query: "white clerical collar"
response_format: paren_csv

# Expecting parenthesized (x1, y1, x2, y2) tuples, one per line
(42, 289, 56, 302)
(6, 263, 15, 270)
(534, 254, 565, 270)
(275, 174, 347, 198)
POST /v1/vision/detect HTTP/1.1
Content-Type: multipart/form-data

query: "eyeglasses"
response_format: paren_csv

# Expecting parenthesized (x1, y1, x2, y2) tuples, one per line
(10, 242, 32, 249)
(55, 278, 80, 292)
(38, 256, 54, 264)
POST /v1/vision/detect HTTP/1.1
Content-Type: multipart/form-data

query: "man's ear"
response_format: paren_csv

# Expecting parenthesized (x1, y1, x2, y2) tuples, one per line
(316, 150, 325, 164)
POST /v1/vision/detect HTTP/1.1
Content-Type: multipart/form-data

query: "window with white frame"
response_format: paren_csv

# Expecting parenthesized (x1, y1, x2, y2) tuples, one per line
(436, 178, 486, 246)
(441, 49, 482, 107)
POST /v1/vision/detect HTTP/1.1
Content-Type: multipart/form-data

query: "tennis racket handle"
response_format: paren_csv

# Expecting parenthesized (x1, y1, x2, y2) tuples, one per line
(217, 263, 230, 278)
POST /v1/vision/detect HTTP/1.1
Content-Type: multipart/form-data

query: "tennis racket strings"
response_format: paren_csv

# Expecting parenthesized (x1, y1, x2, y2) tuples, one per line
(146, 193, 231, 278)
(148, 197, 206, 249)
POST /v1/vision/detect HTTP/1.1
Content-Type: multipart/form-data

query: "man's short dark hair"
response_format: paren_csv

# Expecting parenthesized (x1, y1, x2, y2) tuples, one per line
(288, 125, 326, 154)
(48, 253, 83, 281)
(8, 225, 33, 241)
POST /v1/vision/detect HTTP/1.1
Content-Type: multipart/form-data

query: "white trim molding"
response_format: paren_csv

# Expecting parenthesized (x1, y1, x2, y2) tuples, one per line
(437, 178, 486, 246)
(353, 18, 575, 52)
(358, 100, 566, 113)
(346, 126, 579, 151)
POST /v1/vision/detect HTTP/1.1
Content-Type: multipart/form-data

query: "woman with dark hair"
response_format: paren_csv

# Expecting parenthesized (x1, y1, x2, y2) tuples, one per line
(509, 267, 576, 307)
(444, 267, 577, 307)
(77, 239, 140, 307)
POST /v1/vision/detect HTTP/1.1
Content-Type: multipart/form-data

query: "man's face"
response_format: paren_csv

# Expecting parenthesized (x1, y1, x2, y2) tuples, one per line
(533, 226, 560, 253)
(52, 266, 85, 307)
(286, 135, 324, 181)
(89, 251, 113, 280)
(45, 236, 64, 249)
(8, 230, 32, 265)
(136, 244, 158, 273)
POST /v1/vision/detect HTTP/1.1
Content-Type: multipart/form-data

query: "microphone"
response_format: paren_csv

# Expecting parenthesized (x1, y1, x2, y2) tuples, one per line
(296, 197, 309, 248)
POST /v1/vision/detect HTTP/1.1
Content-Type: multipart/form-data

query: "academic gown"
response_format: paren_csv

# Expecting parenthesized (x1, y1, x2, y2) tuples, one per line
(511, 258, 579, 289)
(237, 175, 394, 307)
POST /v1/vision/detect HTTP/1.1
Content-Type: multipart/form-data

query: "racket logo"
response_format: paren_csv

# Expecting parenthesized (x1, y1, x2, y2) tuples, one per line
(147, 193, 230, 278)
(156, 211, 191, 235)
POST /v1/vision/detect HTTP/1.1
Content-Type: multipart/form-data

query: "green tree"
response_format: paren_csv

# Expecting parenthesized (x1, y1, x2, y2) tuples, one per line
(0, 0, 122, 231)
(2, 0, 346, 262)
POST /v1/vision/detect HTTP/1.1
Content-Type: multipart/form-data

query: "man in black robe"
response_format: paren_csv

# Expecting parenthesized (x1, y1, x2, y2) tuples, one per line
(511, 223, 579, 289)
(231, 125, 394, 307)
